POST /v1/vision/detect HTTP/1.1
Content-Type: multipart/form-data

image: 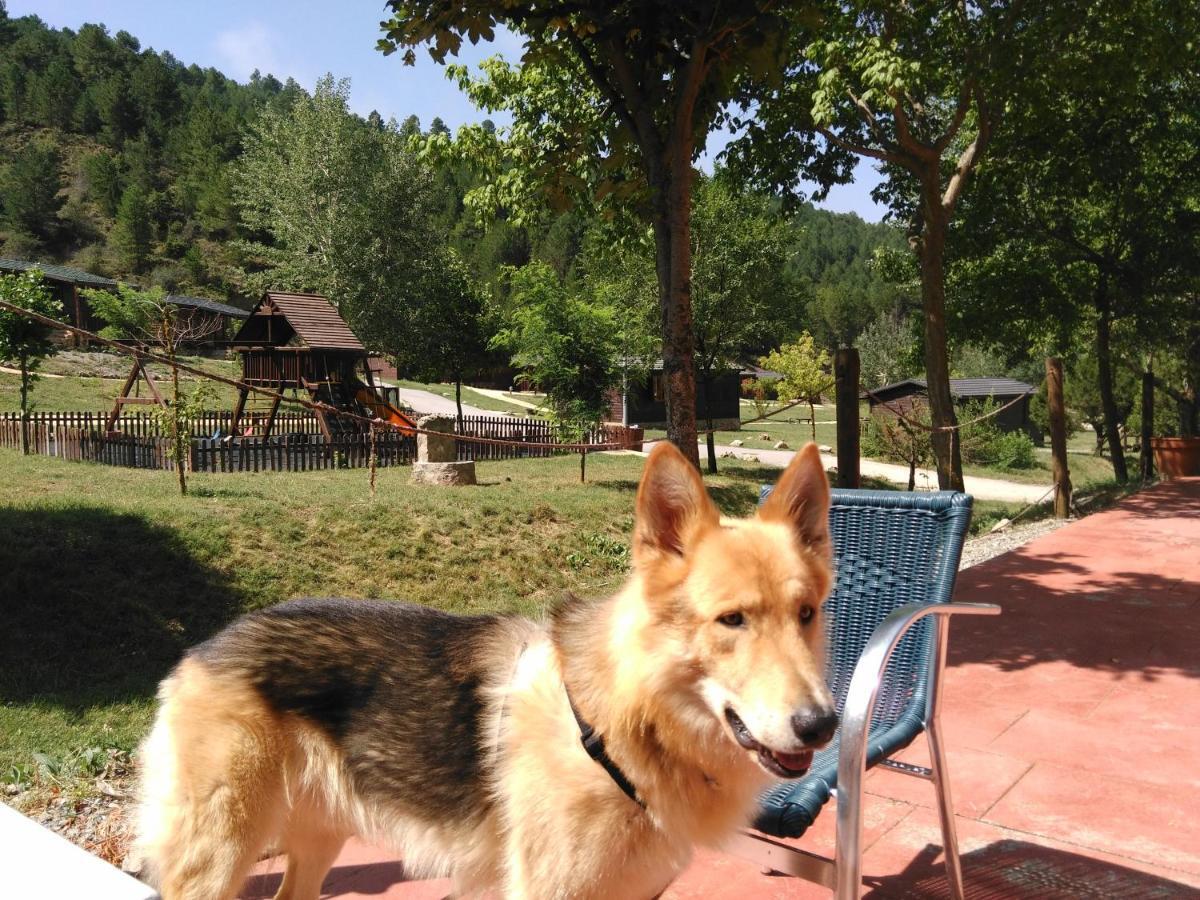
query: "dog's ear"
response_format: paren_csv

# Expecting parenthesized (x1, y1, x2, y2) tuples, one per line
(633, 442, 719, 563)
(758, 443, 831, 558)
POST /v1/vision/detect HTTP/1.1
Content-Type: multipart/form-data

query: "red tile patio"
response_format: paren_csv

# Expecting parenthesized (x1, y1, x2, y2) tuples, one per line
(244, 478, 1200, 899)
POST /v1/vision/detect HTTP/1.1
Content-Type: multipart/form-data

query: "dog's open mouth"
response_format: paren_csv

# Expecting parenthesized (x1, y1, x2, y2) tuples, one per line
(724, 708, 814, 778)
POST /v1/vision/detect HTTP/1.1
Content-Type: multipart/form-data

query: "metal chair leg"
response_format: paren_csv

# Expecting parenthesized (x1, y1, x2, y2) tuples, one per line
(927, 718, 964, 899)
(926, 614, 965, 900)
(833, 786, 864, 900)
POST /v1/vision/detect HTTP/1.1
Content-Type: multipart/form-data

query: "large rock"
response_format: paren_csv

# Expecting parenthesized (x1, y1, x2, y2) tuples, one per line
(411, 461, 477, 486)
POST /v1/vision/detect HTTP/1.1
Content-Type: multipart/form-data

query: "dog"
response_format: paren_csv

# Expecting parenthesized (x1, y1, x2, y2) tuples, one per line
(134, 441, 837, 900)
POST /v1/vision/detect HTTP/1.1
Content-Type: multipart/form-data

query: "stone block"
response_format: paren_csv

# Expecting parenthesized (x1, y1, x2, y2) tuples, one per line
(416, 415, 457, 463)
(411, 460, 477, 486)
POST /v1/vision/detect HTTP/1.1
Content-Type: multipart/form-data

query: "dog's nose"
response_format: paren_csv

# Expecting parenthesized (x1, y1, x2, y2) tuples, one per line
(791, 707, 838, 747)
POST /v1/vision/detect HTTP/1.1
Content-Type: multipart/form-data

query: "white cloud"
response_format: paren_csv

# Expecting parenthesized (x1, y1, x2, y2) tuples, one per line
(214, 22, 287, 83)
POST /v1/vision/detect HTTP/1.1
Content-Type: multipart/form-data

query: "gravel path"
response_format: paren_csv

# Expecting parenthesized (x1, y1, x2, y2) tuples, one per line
(959, 516, 1069, 568)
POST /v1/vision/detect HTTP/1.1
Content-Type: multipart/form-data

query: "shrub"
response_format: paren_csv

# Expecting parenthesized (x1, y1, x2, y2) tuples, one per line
(959, 399, 1037, 469)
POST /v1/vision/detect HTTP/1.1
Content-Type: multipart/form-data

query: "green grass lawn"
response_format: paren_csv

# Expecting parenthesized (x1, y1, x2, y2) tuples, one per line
(647, 408, 842, 452)
(0, 448, 780, 793)
(0, 353, 242, 413)
(394, 379, 538, 417)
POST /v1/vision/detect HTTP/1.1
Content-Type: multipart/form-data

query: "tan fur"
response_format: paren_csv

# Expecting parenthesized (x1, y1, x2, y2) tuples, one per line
(135, 442, 834, 900)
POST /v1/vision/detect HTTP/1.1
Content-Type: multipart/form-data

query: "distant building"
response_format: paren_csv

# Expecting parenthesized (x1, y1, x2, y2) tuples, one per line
(865, 377, 1041, 442)
(0, 258, 116, 337)
(605, 360, 743, 429)
(0, 258, 247, 346)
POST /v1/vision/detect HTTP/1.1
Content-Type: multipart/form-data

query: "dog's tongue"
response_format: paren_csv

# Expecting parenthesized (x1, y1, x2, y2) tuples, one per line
(774, 750, 814, 773)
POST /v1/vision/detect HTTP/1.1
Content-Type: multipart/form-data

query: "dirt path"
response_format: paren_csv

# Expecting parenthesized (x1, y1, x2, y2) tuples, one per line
(681, 441, 1054, 504)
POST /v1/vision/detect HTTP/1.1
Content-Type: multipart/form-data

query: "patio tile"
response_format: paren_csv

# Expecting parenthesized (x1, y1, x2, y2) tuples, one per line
(983, 761, 1200, 875)
(989, 708, 1200, 788)
(867, 746, 1032, 819)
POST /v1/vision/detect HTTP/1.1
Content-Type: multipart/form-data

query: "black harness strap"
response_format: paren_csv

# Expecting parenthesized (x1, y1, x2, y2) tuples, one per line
(567, 691, 646, 810)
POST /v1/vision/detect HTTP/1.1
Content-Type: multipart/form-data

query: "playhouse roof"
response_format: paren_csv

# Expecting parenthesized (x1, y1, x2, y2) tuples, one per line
(236, 292, 365, 351)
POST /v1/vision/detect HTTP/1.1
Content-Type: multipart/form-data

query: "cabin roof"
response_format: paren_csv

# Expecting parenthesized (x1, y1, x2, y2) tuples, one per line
(866, 377, 1036, 401)
(0, 257, 118, 288)
(165, 294, 250, 319)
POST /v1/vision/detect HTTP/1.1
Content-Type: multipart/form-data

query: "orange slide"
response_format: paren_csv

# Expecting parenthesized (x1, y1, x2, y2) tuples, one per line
(355, 386, 418, 435)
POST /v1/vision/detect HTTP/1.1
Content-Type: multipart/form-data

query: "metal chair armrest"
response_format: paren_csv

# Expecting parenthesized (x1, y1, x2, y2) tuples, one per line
(833, 601, 998, 899)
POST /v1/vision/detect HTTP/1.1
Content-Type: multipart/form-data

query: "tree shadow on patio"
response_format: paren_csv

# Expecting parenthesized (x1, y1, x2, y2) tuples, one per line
(864, 839, 1197, 898)
(947, 480, 1199, 683)
(0, 504, 244, 712)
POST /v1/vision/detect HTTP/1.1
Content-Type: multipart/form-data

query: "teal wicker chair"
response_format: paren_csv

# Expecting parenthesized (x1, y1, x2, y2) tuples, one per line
(731, 488, 1000, 900)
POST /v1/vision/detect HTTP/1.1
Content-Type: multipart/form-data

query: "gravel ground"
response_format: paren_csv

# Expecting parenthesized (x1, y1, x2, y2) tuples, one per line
(4, 514, 1068, 871)
(5, 753, 136, 869)
(959, 516, 1069, 568)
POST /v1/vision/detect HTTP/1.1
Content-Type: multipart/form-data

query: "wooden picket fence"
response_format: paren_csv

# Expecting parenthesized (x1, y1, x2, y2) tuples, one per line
(453, 415, 638, 460)
(0, 410, 323, 439)
(190, 431, 414, 473)
(0, 411, 641, 473)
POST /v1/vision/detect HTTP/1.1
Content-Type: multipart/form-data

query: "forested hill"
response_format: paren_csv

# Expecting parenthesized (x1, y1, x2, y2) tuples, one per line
(0, 4, 902, 333)
(0, 5, 306, 300)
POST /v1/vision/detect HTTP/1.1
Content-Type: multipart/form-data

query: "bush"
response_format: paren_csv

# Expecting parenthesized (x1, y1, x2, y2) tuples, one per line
(959, 399, 1037, 469)
(974, 429, 1037, 469)
(861, 399, 1038, 472)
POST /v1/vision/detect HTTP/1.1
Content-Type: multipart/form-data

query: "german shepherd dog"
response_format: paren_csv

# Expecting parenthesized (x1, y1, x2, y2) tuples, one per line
(134, 442, 837, 899)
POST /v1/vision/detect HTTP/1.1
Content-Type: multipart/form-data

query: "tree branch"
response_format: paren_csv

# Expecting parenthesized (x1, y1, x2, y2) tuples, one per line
(818, 126, 906, 166)
(562, 30, 640, 141)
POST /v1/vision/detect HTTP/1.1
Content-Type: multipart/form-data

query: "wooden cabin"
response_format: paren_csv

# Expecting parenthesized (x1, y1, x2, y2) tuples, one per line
(604, 360, 743, 430)
(865, 377, 1041, 442)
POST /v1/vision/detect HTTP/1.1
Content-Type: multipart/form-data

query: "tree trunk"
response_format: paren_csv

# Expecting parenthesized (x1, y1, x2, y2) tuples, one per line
(170, 347, 187, 496)
(19, 354, 30, 455)
(1045, 357, 1072, 518)
(455, 378, 464, 431)
(1094, 283, 1128, 483)
(650, 152, 699, 469)
(701, 370, 716, 474)
(1140, 367, 1154, 482)
(913, 201, 964, 491)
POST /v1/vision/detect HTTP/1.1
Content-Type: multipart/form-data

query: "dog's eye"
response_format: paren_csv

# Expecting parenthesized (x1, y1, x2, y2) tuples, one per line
(717, 611, 745, 628)
(799, 605, 815, 625)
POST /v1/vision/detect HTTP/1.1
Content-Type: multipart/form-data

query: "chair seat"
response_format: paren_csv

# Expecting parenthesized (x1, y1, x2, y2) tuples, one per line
(754, 707, 926, 838)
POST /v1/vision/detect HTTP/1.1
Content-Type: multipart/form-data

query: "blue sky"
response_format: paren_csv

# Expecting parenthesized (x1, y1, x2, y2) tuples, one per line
(11, 0, 886, 221)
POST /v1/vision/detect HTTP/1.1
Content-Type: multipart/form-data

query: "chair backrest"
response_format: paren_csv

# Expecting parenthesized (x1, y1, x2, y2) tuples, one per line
(759, 487, 972, 732)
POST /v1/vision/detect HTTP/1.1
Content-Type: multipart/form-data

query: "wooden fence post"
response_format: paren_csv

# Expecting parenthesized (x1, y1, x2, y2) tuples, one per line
(834, 347, 861, 489)
(1046, 357, 1072, 518)
(1140, 367, 1155, 482)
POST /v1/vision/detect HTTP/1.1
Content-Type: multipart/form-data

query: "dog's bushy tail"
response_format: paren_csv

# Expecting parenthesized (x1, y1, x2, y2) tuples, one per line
(133, 660, 284, 900)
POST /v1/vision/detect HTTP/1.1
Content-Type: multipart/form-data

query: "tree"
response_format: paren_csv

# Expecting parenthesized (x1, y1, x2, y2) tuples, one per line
(491, 261, 617, 423)
(360, 248, 489, 427)
(688, 177, 792, 471)
(380, 1, 802, 468)
(857, 311, 919, 389)
(234, 76, 438, 335)
(84, 285, 220, 495)
(761, 332, 833, 444)
(112, 183, 153, 272)
(727, 1, 1067, 489)
(82, 150, 123, 217)
(1, 140, 64, 241)
(0, 269, 60, 454)
(950, 0, 1200, 481)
